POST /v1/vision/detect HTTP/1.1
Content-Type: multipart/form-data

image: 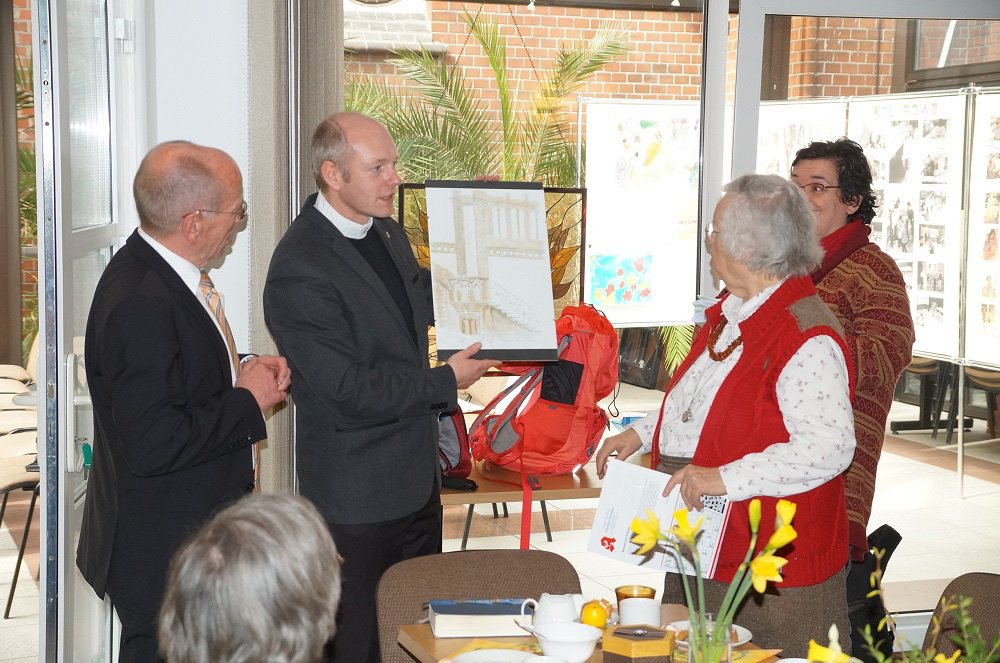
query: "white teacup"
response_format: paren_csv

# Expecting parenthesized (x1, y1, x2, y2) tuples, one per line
(521, 593, 585, 627)
(532, 622, 602, 663)
(619, 597, 661, 627)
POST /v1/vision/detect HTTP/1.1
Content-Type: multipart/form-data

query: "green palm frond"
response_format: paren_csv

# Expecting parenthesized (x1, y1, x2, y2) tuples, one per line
(659, 324, 694, 376)
(542, 21, 631, 101)
(345, 15, 631, 186)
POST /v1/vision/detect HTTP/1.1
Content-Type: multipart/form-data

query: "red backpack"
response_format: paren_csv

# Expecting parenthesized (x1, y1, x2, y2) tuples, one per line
(468, 304, 619, 547)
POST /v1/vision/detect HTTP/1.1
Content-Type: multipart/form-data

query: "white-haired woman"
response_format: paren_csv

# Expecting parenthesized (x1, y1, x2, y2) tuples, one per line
(159, 494, 342, 663)
(596, 174, 856, 656)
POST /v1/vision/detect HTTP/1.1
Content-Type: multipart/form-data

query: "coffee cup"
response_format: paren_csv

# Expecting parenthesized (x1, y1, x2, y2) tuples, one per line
(619, 597, 661, 627)
(614, 584, 656, 606)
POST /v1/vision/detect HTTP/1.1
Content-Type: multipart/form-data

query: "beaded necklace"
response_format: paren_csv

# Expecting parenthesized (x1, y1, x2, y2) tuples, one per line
(707, 318, 743, 362)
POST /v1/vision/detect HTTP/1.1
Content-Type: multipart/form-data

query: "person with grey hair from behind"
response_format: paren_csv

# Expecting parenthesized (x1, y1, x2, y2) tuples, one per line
(159, 494, 341, 663)
(596, 174, 857, 656)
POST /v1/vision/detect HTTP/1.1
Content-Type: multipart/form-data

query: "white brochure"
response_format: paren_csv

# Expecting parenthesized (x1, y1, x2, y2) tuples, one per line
(587, 458, 732, 578)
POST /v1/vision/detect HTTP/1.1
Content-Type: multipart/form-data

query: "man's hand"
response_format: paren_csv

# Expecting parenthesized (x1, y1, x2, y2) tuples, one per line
(446, 342, 501, 390)
(595, 428, 642, 478)
(256, 354, 291, 391)
(236, 357, 289, 411)
(663, 464, 725, 511)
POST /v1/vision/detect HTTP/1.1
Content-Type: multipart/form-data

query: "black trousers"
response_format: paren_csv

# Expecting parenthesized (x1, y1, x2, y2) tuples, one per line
(108, 585, 163, 663)
(325, 488, 443, 663)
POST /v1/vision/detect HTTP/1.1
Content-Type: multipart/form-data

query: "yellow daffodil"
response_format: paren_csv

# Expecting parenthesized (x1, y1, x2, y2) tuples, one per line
(748, 499, 762, 533)
(766, 524, 797, 551)
(934, 651, 962, 663)
(748, 552, 788, 593)
(630, 510, 663, 555)
(775, 499, 796, 529)
(807, 639, 850, 663)
(670, 508, 704, 546)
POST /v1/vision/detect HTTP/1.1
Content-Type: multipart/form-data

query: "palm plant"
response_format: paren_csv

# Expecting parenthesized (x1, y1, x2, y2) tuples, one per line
(659, 324, 695, 376)
(16, 57, 37, 364)
(346, 10, 630, 186)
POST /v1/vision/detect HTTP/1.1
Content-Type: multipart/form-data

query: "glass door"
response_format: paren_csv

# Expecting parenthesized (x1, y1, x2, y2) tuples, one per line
(36, 0, 118, 659)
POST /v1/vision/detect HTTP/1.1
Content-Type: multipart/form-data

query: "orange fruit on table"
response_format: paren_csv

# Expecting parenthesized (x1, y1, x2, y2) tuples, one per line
(580, 599, 611, 628)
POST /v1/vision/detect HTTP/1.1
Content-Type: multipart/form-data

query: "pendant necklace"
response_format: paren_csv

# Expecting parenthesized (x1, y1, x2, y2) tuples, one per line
(680, 317, 743, 423)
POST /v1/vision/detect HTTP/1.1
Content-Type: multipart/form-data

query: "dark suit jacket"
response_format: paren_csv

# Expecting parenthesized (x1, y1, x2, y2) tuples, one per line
(264, 195, 456, 525)
(77, 231, 266, 608)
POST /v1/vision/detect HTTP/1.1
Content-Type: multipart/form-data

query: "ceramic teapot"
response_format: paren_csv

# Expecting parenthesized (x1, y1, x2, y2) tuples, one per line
(521, 593, 586, 626)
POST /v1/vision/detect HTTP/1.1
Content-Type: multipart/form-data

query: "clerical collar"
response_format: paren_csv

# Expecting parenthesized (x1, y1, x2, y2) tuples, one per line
(315, 191, 373, 239)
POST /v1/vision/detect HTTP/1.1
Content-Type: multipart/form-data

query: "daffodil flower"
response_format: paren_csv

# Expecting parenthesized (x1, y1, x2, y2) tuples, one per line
(766, 524, 797, 551)
(748, 552, 788, 593)
(748, 499, 762, 534)
(775, 499, 796, 529)
(671, 507, 704, 545)
(630, 510, 663, 555)
(934, 651, 962, 663)
(807, 639, 850, 663)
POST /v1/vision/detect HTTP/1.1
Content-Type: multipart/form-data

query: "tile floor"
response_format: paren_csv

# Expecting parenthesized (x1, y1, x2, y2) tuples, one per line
(2, 391, 999, 660)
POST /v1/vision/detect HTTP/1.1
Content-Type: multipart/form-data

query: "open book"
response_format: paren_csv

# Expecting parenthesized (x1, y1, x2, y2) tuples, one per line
(586, 459, 732, 578)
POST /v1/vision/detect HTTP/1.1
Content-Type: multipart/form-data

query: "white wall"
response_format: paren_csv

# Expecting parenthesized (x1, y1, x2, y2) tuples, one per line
(145, 0, 253, 347)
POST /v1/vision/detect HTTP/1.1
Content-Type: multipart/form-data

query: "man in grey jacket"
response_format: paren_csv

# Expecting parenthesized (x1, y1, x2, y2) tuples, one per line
(264, 112, 497, 663)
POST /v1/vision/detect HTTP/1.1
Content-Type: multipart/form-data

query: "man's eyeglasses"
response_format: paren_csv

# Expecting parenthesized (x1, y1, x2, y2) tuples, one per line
(186, 200, 248, 221)
(796, 182, 840, 195)
(704, 223, 719, 241)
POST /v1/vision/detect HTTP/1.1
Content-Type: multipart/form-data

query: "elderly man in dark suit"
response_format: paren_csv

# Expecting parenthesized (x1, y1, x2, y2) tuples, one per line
(77, 141, 290, 662)
(264, 112, 497, 663)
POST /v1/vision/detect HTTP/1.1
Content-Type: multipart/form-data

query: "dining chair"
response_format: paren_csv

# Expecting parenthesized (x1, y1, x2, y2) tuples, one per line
(922, 572, 1000, 658)
(376, 549, 582, 663)
(0, 454, 41, 619)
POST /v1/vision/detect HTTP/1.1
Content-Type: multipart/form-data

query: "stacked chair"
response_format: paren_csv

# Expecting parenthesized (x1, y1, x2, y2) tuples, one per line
(0, 336, 41, 619)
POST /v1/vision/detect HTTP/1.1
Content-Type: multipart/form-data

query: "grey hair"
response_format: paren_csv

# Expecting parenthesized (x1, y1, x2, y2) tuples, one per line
(159, 494, 341, 663)
(716, 173, 823, 278)
(311, 113, 357, 190)
(133, 141, 226, 237)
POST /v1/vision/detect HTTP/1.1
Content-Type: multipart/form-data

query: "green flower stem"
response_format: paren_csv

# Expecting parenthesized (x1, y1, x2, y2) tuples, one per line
(715, 532, 758, 635)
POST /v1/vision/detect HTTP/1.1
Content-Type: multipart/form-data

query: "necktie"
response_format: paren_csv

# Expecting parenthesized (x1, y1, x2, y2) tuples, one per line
(199, 271, 260, 489)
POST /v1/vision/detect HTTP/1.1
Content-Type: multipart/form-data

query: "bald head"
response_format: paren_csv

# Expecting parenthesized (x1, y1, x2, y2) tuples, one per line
(134, 141, 240, 237)
(311, 112, 389, 190)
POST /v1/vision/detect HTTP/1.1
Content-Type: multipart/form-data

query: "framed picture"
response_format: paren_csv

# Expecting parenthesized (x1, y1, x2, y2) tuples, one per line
(422, 180, 559, 361)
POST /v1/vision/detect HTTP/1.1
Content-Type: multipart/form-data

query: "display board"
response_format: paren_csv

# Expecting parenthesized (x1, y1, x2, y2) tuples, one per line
(847, 94, 966, 358)
(966, 92, 1000, 366)
(756, 100, 849, 176)
(584, 101, 699, 326)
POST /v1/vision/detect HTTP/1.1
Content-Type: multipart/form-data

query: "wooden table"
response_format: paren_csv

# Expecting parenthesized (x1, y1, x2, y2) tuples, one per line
(398, 603, 780, 663)
(441, 453, 652, 549)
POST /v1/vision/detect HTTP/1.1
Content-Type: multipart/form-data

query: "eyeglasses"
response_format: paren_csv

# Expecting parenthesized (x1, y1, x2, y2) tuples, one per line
(704, 223, 720, 241)
(186, 200, 248, 221)
(796, 182, 840, 195)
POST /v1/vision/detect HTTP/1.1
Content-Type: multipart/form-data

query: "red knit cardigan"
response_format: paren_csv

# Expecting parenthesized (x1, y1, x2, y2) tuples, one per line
(659, 276, 856, 587)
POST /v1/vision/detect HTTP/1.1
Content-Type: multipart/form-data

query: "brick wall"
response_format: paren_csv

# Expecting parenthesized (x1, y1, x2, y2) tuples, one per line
(13, 0, 36, 352)
(917, 19, 1000, 69)
(787, 17, 896, 99)
(344, 10, 915, 159)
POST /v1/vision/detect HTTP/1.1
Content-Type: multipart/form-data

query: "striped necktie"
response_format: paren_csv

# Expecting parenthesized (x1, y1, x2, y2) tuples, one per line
(198, 271, 240, 375)
(199, 271, 260, 489)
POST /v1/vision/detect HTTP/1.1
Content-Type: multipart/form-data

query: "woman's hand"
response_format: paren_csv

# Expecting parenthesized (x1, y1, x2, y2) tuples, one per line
(663, 464, 725, 511)
(595, 428, 642, 478)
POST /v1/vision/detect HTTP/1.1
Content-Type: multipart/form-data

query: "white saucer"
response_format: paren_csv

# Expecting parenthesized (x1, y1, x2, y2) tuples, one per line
(451, 649, 541, 662)
(666, 620, 753, 647)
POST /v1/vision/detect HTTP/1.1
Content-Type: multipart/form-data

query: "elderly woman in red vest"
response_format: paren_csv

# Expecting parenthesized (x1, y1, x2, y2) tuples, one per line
(596, 173, 856, 656)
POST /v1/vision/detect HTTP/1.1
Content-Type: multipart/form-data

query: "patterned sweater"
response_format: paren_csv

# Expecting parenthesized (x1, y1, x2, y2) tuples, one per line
(813, 221, 914, 559)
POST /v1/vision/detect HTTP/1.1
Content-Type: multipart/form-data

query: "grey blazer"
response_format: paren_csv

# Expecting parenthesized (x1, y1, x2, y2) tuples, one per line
(264, 195, 457, 524)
